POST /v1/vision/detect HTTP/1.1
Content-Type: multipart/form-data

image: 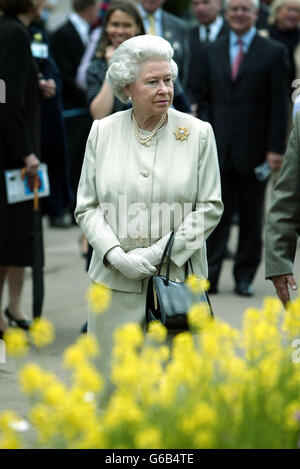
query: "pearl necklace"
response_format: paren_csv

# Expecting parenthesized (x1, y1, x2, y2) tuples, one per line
(132, 112, 167, 147)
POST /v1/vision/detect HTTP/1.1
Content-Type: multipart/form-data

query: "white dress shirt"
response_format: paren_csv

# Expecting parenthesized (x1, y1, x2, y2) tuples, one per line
(198, 15, 224, 42)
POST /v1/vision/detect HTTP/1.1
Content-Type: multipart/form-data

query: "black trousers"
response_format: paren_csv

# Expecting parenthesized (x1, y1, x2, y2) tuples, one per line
(206, 167, 267, 289)
(65, 114, 92, 205)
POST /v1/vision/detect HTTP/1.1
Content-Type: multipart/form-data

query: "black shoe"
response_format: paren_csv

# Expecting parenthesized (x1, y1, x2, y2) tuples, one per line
(49, 216, 71, 229)
(81, 321, 88, 334)
(5, 308, 31, 330)
(208, 282, 218, 294)
(234, 282, 254, 297)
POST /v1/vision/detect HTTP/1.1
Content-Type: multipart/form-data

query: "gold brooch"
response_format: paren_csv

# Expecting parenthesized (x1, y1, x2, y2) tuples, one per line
(174, 126, 190, 143)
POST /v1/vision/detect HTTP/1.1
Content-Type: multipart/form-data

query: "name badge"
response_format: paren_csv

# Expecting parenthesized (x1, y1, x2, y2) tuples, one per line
(31, 42, 49, 59)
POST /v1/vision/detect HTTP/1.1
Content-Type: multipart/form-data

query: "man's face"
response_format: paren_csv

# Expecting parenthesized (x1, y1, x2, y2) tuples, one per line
(140, 0, 166, 14)
(225, 0, 258, 35)
(86, 3, 98, 25)
(192, 0, 222, 25)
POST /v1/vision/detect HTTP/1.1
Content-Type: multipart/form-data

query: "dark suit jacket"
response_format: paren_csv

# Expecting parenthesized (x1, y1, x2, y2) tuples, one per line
(190, 33, 289, 175)
(50, 20, 87, 110)
(161, 10, 190, 89)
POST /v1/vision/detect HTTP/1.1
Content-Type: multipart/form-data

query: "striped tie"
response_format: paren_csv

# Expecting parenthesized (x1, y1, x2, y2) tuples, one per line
(231, 39, 244, 80)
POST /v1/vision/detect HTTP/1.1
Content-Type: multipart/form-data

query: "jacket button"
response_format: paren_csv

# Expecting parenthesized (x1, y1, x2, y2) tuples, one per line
(141, 170, 149, 178)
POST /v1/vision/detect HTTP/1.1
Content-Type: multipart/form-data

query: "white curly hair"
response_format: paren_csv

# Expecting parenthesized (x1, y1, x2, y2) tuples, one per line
(106, 35, 178, 104)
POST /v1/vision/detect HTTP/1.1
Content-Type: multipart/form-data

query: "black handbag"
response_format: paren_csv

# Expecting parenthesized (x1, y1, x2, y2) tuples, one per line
(146, 231, 213, 331)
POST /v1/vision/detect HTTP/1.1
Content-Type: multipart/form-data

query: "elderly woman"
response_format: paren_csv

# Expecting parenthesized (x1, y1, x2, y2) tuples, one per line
(75, 34, 223, 380)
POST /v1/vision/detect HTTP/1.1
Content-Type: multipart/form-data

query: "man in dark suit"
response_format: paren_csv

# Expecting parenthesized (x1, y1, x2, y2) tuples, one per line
(189, 0, 229, 51)
(188, 0, 229, 110)
(137, 0, 189, 89)
(190, 0, 289, 296)
(50, 0, 97, 216)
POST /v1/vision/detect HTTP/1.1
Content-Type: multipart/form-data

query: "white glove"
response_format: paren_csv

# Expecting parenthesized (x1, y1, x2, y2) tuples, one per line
(129, 243, 163, 267)
(105, 246, 156, 280)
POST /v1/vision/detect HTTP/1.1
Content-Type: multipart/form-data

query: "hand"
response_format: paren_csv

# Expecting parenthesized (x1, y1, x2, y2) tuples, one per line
(105, 45, 116, 64)
(270, 274, 297, 306)
(129, 244, 163, 267)
(266, 152, 283, 171)
(39, 79, 56, 99)
(23, 153, 40, 177)
(106, 246, 156, 280)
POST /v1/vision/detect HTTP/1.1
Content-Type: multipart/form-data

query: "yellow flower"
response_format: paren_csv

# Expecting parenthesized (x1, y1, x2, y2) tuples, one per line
(188, 303, 212, 331)
(86, 283, 111, 314)
(103, 392, 144, 428)
(43, 382, 68, 406)
(75, 334, 100, 358)
(0, 433, 21, 450)
(194, 430, 214, 449)
(70, 425, 106, 449)
(63, 334, 100, 370)
(135, 427, 162, 449)
(63, 344, 86, 369)
(262, 297, 282, 323)
(186, 274, 210, 293)
(284, 401, 300, 431)
(72, 363, 103, 393)
(19, 363, 55, 396)
(113, 323, 144, 349)
(0, 411, 26, 449)
(0, 411, 23, 432)
(29, 404, 57, 444)
(29, 318, 55, 348)
(4, 328, 29, 358)
(147, 321, 167, 343)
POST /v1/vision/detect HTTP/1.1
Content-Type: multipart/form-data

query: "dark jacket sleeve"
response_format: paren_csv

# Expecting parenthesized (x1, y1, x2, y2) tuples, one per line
(0, 25, 34, 160)
(265, 112, 300, 278)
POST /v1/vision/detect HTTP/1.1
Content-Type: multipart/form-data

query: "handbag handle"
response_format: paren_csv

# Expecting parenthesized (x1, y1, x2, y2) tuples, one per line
(158, 230, 193, 285)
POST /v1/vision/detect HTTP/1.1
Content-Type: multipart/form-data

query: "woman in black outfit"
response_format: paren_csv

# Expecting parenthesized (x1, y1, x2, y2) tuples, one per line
(0, 0, 45, 338)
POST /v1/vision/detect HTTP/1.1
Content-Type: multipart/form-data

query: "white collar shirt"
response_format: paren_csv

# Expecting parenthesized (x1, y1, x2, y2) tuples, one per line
(198, 15, 224, 42)
(137, 4, 163, 37)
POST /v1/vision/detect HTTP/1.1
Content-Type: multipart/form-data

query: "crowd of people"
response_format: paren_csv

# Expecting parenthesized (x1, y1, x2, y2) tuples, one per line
(1, 0, 300, 349)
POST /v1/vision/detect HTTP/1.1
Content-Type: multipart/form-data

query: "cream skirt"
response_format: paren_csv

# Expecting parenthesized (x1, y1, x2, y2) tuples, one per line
(88, 281, 147, 387)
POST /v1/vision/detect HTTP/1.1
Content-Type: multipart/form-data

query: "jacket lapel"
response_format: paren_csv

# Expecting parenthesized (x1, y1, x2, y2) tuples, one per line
(235, 34, 260, 81)
(217, 36, 232, 81)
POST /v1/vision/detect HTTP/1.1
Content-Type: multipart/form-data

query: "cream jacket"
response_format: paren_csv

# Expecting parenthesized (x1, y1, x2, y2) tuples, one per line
(75, 108, 223, 292)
